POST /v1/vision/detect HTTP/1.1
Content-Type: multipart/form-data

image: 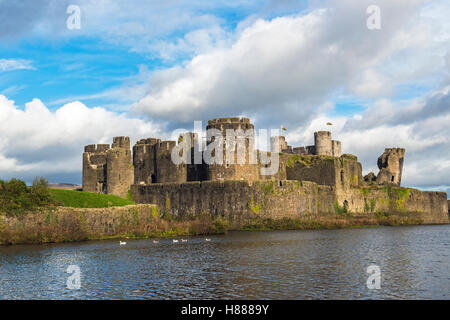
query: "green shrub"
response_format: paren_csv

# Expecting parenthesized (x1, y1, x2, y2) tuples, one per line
(0, 177, 57, 216)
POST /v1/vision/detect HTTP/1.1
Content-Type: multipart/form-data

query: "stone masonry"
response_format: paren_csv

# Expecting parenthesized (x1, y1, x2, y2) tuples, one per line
(83, 137, 133, 198)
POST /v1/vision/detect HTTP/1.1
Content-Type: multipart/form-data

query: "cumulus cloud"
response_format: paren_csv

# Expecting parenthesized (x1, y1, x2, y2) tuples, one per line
(131, 0, 447, 128)
(0, 95, 161, 183)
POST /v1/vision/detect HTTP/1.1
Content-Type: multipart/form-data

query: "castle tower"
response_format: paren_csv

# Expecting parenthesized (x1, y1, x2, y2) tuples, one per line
(82, 144, 110, 193)
(205, 117, 258, 181)
(271, 136, 292, 153)
(133, 138, 161, 185)
(106, 137, 134, 198)
(314, 131, 333, 156)
(376, 148, 405, 186)
(332, 140, 342, 157)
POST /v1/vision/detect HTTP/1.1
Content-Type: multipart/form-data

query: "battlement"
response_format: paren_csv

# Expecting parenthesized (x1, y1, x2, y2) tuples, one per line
(83, 137, 133, 198)
(112, 136, 130, 149)
(136, 138, 161, 146)
(208, 117, 251, 125)
(84, 144, 110, 153)
(207, 117, 254, 132)
(159, 140, 176, 151)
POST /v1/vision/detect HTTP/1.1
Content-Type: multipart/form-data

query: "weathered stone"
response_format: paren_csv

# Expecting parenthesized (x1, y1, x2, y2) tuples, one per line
(376, 148, 405, 186)
(364, 172, 377, 182)
(82, 137, 134, 198)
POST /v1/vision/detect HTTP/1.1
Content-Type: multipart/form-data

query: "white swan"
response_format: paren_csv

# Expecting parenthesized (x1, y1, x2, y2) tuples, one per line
(119, 241, 126, 245)
(181, 239, 187, 242)
(173, 239, 179, 243)
(205, 238, 211, 242)
(153, 240, 159, 244)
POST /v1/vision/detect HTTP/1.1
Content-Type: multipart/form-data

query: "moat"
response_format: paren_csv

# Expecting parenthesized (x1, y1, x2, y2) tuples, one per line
(0, 225, 449, 299)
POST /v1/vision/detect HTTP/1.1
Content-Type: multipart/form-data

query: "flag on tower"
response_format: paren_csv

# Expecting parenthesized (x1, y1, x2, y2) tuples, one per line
(281, 125, 287, 131)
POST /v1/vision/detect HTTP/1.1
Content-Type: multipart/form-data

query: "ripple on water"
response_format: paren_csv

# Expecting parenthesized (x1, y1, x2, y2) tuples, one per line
(0, 225, 449, 299)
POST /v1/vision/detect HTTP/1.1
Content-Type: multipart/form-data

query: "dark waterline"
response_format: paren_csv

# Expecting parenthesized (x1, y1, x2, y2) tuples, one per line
(0, 225, 449, 299)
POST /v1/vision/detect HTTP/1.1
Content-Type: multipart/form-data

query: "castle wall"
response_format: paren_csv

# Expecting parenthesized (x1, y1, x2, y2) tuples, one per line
(155, 140, 188, 183)
(206, 117, 259, 182)
(131, 180, 336, 227)
(133, 138, 160, 185)
(335, 187, 449, 224)
(332, 140, 342, 157)
(82, 144, 110, 193)
(131, 180, 449, 227)
(284, 154, 362, 189)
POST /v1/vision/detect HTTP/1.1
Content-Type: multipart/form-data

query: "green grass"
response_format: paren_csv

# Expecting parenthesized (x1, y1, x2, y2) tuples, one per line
(49, 189, 135, 208)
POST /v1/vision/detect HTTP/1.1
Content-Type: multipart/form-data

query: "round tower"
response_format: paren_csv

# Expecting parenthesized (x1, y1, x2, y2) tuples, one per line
(314, 131, 332, 156)
(106, 136, 134, 198)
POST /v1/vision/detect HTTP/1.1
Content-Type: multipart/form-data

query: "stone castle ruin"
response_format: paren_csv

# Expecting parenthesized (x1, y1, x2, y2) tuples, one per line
(83, 136, 134, 198)
(83, 117, 448, 225)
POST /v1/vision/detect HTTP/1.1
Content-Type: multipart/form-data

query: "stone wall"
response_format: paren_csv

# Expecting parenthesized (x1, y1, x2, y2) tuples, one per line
(205, 117, 259, 182)
(131, 180, 449, 227)
(284, 154, 362, 189)
(82, 144, 110, 193)
(0, 205, 153, 244)
(335, 186, 449, 224)
(131, 180, 336, 228)
(447, 199, 450, 216)
(376, 148, 405, 186)
(133, 138, 160, 185)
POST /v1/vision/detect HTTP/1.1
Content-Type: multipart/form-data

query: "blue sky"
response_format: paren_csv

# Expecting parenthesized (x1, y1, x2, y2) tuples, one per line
(0, 0, 449, 194)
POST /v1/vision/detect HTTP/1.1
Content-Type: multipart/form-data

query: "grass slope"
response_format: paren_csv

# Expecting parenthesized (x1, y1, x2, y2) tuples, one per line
(49, 189, 135, 208)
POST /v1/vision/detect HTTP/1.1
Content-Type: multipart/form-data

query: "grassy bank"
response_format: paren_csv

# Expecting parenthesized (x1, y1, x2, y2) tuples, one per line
(49, 189, 134, 208)
(241, 215, 423, 231)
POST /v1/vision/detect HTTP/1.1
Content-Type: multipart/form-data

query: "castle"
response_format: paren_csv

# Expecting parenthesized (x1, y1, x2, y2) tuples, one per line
(83, 117, 448, 226)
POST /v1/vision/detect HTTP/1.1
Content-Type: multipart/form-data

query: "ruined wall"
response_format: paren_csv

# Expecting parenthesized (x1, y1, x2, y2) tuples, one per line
(332, 140, 342, 157)
(155, 140, 188, 183)
(106, 137, 134, 198)
(82, 144, 110, 193)
(133, 138, 190, 184)
(448, 200, 450, 216)
(335, 186, 449, 224)
(284, 154, 362, 189)
(131, 180, 449, 227)
(271, 136, 292, 153)
(132, 180, 336, 227)
(376, 148, 405, 186)
(133, 138, 160, 185)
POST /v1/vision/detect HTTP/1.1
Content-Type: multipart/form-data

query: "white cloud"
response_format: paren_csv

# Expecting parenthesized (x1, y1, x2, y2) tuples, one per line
(0, 59, 35, 72)
(0, 95, 161, 183)
(131, 0, 449, 128)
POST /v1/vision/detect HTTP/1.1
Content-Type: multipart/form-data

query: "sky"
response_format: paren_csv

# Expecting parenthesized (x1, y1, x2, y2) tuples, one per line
(0, 0, 449, 195)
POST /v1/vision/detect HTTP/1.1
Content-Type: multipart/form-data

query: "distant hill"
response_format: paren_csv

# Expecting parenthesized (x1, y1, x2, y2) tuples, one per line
(48, 183, 82, 190)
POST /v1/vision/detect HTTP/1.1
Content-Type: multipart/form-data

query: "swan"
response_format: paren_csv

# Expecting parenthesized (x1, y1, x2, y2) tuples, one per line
(153, 240, 159, 244)
(205, 238, 211, 242)
(119, 241, 126, 245)
(181, 239, 187, 242)
(173, 239, 179, 243)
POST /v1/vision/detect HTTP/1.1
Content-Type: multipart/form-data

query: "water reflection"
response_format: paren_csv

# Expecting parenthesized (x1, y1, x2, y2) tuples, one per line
(0, 225, 449, 299)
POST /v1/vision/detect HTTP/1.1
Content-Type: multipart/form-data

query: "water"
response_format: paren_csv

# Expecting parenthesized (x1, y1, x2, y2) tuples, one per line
(0, 225, 449, 299)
